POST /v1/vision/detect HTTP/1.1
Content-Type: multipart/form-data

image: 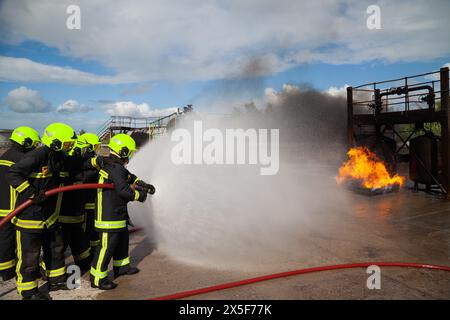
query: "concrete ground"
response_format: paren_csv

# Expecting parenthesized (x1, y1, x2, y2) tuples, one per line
(1, 187, 449, 300)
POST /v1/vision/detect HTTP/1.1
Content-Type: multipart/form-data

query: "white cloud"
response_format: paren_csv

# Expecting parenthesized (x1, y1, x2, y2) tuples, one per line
(0, 56, 133, 84)
(325, 84, 350, 98)
(103, 101, 178, 118)
(0, 0, 448, 82)
(4, 86, 52, 113)
(56, 99, 93, 114)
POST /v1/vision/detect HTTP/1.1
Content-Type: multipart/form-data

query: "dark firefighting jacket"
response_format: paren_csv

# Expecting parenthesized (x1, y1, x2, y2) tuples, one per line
(7, 147, 64, 232)
(58, 154, 102, 224)
(95, 156, 144, 232)
(83, 154, 101, 214)
(0, 144, 27, 218)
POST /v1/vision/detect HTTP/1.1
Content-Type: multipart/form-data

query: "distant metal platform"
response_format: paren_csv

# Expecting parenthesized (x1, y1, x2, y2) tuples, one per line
(347, 67, 450, 196)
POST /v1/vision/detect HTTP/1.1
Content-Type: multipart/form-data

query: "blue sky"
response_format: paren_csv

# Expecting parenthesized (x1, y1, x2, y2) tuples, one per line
(0, 0, 449, 133)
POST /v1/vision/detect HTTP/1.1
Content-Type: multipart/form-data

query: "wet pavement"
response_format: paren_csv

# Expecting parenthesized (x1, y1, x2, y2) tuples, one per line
(98, 188, 450, 300)
(1, 188, 449, 300)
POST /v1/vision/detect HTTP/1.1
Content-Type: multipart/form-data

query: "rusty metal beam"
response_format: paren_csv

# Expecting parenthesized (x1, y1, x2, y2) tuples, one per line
(440, 67, 450, 198)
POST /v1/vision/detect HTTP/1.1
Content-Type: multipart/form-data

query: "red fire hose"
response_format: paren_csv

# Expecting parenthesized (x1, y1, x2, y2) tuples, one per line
(150, 262, 450, 300)
(0, 183, 114, 229)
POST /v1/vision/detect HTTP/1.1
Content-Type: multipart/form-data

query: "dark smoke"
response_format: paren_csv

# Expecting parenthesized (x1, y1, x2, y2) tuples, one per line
(219, 85, 349, 165)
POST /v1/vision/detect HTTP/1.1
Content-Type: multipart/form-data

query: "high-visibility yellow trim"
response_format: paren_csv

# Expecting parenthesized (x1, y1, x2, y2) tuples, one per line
(0, 186, 16, 217)
(12, 217, 44, 229)
(46, 209, 60, 229)
(91, 157, 101, 170)
(15, 180, 30, 193)
(28, 172, 53, 179)
(0, 258, 17, 270)
(16, 280, 38, 291)
(74, 248, 91, 262)
(97, 176, 104, 223)
(90, 240, 100, 247)
(85, 203, 95, 210)
(134, 190, 140, 201)
(12, 203, 60, 230)
(0, 160, 14, 167)
(90, 267, 108, 279)
(11, 186, 16, 211)
(99, 170, 109, 179)
(133, 177, 139, 184)
(46, 266, 66, 278)
(92, 232, 109, 286)
(16, 231, 39, 295)
(59, 171, 70, 178)
(113, 257, 130, 267)
(16, 230, 25, 296)
(95, 174, 126, 230)
(59, 215, 85, 224)
(95, 220, 127, 229)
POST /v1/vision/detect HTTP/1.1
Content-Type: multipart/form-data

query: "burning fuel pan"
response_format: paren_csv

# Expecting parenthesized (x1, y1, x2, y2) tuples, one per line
(344, 180, 400, 196)
(336, 147, 405, 196)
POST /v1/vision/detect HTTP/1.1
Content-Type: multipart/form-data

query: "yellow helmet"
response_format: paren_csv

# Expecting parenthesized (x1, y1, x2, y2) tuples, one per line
(42, 123, 77, 152)
(80, 133, 101, 154)
(69, 132, 100, 156)
(10, 126, 41, 149)
(108, 133, 136, 159)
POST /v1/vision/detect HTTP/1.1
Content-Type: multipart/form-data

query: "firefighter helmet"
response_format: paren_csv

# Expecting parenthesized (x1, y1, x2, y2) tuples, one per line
(108, 133, 136, 159)
(69, 132, 101, 156)
(42, 123, 77, 152)
(79, 133, 101, 154)
(10, 126, 41, 149)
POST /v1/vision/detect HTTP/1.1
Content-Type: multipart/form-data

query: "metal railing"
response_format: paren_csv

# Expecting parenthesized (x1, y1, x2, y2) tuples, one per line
(351, 69, 448, 114)
(96, 112, 182, 141)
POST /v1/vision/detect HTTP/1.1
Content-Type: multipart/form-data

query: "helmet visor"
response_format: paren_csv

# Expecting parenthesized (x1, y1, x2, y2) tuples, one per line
(32, 140, 40, 148)
(63, 141, 75, 152)
(128, 150, 135, 160)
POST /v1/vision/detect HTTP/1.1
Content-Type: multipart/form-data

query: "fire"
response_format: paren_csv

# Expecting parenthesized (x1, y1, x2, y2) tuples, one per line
(336, 147, 405, 189)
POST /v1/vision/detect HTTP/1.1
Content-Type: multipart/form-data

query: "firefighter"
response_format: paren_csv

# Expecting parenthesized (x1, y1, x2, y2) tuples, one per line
(57, 135, 97, 272)
(79, 133, 102, 253)
(0, 126, 41, 282)
(90, 133, 155, 290)
(7, 122, 77, 300)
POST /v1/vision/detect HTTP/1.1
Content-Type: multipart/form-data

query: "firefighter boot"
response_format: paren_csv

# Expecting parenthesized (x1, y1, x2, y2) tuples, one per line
(23, 291, 51, 300)
(1, 268, 15, 281)
(90, 278, 117, 290)
(113, 266, 140, 279)
(49, 281, 72, 292)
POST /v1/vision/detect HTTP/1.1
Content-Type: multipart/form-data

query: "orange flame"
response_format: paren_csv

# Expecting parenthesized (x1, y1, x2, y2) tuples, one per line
(336, 147, 405, 189)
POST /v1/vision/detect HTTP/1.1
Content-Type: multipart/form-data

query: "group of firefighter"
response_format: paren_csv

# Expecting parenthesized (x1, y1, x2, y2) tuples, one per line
(0, 122, 155, 300)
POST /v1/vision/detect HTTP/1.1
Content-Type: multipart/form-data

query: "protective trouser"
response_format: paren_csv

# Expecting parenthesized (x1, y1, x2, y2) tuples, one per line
(84, 203, 100, 249)
(90, 230, 130, 286)
(60, 222, 91, 270)
(15, 227, 66, 298)
(0, 222, 16, 279)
